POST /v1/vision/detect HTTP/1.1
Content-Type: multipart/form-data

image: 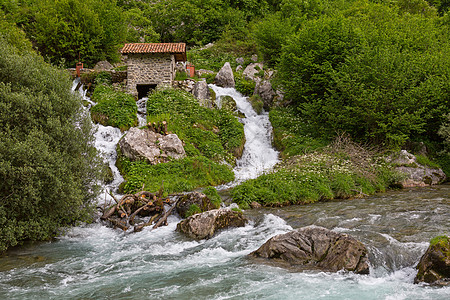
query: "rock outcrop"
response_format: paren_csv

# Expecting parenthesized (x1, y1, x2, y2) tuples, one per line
(94, 60, 113, 71)
(176, 192, 217, 219)
(177, 209, 247, 240)
(215, 62, 235, 88)
(389, 150, 446, 187)
(119, 127, 185, 164)
(250, 226, 370, 274)
(219, 95, 236, 112)
(243, 63, 264, 83)
(193, 80, 212, 108)
(415, 236, 450, 286)
(254, 80, 275, 109)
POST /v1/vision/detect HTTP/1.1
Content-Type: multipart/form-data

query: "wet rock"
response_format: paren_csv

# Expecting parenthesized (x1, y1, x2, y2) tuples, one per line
(176, 192, 218, 219)
(193, 80, 213, 108)
(250, 201, 262, 209)
(215, 62, 235, 88)
(119, 127, 185, 164)
(176, 209, 247, 240)
(415, 236, 450, 286)
(389, 150, 446, 187)
(250, 226, 370, 274)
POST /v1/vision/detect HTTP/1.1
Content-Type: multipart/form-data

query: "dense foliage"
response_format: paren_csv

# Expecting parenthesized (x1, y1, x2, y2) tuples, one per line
(0, 22, 102, 252)
(90, 84, 138, 131)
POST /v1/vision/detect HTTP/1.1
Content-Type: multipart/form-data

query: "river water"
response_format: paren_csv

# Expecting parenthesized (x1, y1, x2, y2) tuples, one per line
(0, 83, 449, 299)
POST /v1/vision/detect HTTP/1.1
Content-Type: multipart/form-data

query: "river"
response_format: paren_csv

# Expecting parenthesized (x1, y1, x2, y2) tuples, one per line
(0, 82, 449, 299)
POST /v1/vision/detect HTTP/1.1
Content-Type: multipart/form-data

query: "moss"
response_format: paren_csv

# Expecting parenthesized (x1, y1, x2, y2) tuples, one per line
(430, 235, 450, 247)
(185, 204, 202, 218)
(202, 186, 222, 208)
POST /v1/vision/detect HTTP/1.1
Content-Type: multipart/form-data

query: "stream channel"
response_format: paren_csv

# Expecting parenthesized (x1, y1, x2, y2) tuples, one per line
(0, 82, 449, 299)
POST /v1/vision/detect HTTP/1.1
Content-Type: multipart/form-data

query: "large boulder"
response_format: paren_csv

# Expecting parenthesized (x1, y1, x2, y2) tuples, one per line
(250, 226, 370, 274)
(176, 209, 247, 240)
(119, 127, 185, 164)
(254, 80, 275, 109)
(215, 62, 235, 88)
(415, 236, 450, 286)
(176, 192, 217, 219)
(193, 80, 213, 108)
(389, 150, 446, 187)
(219, 95, 237, 112)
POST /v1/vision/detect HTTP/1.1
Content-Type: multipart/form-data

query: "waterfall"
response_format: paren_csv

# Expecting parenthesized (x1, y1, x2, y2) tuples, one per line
(209, 85, 279, 185)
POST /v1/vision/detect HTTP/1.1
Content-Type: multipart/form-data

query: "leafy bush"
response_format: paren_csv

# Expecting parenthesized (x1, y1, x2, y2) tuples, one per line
(0, 29, 101, 252)
(248, 95, 264, 114)
(90, 85, 138, 131)
(234, 72, 256, 96)
(277, 4, 450, 147)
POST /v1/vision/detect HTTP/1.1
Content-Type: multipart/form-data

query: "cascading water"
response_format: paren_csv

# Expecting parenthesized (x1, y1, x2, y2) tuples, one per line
(1, 82, 449, 299)
(209, 85, 279, 184)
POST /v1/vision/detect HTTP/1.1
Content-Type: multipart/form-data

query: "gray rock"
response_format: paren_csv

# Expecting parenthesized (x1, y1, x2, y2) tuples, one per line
(415, 236, 450, 286)
(251, 54, 258, 62)
(236, 65, 243, 72)
(254, 80, 275, 109)
(215, 62, 235, 88)
(196, 69, 215, 77)
(250, 226, 370, 274)
(177, 209, 247, 240)
(119, 127, 185, 164)
(94, 60, 113, 71)
(236, 57, 245, 65)
(193, 80, 212, 108)
(389, 150, 446, 187)
(243, 63, 264, 82)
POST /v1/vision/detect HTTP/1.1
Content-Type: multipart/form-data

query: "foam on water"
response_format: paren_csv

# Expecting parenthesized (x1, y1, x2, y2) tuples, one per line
(209, 85, 279, 185)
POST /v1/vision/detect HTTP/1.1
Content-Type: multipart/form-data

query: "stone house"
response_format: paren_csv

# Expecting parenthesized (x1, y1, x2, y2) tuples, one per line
(121, 43, 186, 98)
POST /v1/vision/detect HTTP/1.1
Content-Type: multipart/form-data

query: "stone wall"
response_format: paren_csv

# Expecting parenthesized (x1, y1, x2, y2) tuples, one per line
(126, 53, 175, 97)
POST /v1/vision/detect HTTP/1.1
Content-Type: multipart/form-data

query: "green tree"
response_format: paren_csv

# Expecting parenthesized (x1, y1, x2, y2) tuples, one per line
(0, 21, 102, 252)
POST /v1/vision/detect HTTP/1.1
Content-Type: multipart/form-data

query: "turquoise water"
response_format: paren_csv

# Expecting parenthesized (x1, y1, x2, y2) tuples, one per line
(1, 185, 449, 299)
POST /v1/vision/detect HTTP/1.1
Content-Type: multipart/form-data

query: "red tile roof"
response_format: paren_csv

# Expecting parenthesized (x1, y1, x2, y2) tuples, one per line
(121, 43, 186, 54)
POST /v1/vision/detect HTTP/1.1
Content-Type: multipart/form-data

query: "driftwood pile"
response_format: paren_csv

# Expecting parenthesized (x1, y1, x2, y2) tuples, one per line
(100, 190, 179, 232)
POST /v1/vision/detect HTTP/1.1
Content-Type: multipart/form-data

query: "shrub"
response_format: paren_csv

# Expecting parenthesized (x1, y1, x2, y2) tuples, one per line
(90, 85, 138, 131)
(0, 30, 102, 252)
(234, 72, 256, 96)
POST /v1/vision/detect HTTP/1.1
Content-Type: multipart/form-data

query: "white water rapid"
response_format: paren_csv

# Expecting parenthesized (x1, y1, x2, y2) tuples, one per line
(209, 85, 279, 185)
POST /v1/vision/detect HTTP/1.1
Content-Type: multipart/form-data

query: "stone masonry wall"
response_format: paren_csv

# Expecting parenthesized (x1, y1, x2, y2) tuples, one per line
(126, 53, 175, 97)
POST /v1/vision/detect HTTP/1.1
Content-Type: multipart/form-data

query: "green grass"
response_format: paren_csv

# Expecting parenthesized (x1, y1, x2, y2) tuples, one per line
(231, 152, 401, 209)
(416, 154, 441, 169)
(117, 155, 234, 194)
(90, 85, 138, 131)
(202, 186, 222, 208)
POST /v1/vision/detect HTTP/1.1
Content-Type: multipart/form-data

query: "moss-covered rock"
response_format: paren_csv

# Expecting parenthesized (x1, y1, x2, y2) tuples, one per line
(415, 235, 450, 286)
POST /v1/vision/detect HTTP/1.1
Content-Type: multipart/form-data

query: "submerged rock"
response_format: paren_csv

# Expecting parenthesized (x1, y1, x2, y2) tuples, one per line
(176, 191, 218, 219)
(119, 127, 185, 164)
(176, 209, 247, 240)
(215, 62, 235, 88)
(389, 150, 446, 187)
(415, 236, 450, 286)
(250, 226, 370, 274)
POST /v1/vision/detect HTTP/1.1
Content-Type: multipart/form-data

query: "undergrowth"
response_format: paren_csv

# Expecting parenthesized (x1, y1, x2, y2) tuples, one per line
(90, 84, 138, 131)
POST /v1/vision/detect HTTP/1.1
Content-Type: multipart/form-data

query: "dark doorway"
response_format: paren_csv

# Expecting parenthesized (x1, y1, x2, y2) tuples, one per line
(137, 84, 157, 99)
